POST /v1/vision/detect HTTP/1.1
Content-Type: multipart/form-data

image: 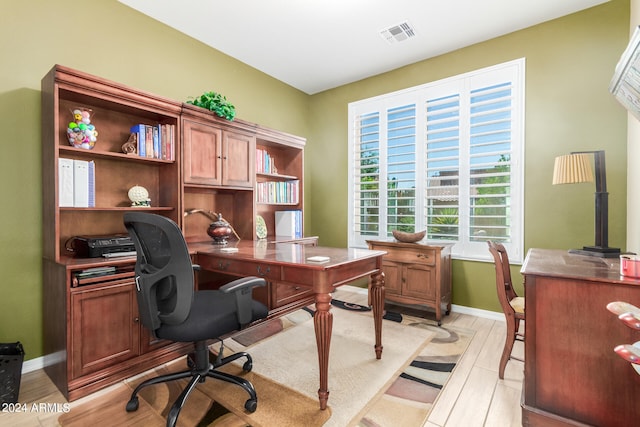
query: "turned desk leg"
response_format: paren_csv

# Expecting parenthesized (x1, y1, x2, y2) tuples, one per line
(314, 292, 332, 410)
(370, 271, 385, 359)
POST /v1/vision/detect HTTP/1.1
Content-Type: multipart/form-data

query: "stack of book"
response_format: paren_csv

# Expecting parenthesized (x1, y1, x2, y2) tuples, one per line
(130, 123, 175, 160)
(256, 148, 277, 174)
(256, 180, 299, 204)
(59, 158, 95, 207)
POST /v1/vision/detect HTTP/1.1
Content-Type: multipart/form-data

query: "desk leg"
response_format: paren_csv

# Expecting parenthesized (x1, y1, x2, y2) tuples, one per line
(314, 292, 332, 410)
(371, 271, 385, 359)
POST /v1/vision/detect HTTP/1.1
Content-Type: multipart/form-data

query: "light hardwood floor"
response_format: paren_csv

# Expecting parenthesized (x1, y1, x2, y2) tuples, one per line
(2, 305, 523, 426)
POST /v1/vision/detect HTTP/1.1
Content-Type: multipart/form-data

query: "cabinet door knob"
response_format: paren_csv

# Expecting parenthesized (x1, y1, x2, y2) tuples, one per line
(134, 317, 139, 323)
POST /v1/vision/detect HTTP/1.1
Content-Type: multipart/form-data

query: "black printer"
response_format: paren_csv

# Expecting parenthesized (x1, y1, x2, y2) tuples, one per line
(66, 234, 135, 258)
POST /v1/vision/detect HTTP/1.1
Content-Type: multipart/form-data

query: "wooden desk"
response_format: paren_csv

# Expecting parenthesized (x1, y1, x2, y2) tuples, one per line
(521, 249, 640, 427)
(190, 240, 386, 410)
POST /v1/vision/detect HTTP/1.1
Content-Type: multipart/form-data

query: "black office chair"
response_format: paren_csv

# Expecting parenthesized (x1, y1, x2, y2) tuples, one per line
(123, 212, 268, 427)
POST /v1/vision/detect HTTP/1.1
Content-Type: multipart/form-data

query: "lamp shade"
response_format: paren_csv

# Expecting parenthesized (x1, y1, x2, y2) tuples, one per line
(552, 153, 594, 185)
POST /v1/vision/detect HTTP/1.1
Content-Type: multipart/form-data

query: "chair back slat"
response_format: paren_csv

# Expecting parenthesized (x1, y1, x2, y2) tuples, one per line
(487, 241, 520, 314)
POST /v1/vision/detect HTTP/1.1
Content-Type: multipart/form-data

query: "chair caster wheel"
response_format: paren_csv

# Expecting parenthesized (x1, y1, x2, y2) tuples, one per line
(245, 398, 257, 413)
(126, 396, 139, 412)
(243, 360, 253, 372)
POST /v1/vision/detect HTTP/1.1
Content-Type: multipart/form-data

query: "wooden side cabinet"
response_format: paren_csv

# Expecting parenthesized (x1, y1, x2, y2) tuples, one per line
(366, 240, 452, 325)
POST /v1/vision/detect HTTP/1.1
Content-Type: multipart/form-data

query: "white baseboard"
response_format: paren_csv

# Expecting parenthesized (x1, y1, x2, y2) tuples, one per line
(24, 287, 505, 374)
(22, 356, 46, 374)
(450, 304, 505, 322)
(341, 284, 505, 321)
(22, 350, 65, 374)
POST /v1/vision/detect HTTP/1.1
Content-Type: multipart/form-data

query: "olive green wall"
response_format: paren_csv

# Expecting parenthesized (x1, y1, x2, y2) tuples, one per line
(0, 0, 630, 361)
(0, 0, 310, 360)
(306, 0, 630, 310)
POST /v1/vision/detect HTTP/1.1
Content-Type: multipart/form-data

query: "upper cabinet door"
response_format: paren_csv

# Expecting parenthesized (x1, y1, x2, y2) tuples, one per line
(182, 119, 255, 188)
(183, 119, 223, 186)
(223, 130, 255, 188)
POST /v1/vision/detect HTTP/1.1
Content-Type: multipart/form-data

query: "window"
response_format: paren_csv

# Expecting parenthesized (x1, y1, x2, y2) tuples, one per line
(348, 59, 524, 262)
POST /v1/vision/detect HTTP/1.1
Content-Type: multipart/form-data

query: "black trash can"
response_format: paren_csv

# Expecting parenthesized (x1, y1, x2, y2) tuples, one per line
(0, 342, 25, 404)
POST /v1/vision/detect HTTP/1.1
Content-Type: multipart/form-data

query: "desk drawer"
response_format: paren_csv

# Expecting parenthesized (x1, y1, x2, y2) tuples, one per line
(274, 282, 313, 308)
(378, 247, 436, 266)
(198, 256, 280, 280)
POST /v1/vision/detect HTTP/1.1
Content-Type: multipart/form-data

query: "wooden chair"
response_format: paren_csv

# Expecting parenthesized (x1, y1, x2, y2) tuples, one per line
(487, 241, 525, 379)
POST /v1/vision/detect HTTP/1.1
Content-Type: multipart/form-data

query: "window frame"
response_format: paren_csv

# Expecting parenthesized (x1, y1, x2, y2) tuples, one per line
(347, 58, 525, 262)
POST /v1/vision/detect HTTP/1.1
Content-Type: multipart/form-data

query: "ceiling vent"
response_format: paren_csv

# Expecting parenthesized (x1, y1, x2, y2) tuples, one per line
(380, 21, 416, 44)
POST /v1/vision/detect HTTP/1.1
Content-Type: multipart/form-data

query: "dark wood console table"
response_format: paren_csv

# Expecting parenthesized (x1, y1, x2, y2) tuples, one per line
(521, 248, 640, 427)
(190, 240, 386, 410)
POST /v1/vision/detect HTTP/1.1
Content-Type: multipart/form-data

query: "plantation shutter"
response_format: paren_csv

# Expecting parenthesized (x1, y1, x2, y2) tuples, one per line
(468, 82, 514, 243)
(351, 110, 381, 244)
(348, 59, 523, 261)
(425, 91, 461, 242)
(386, 104, 417, 234)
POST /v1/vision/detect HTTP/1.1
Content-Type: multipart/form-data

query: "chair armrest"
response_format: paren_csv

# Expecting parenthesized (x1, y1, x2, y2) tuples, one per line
(220, 277, 266, 325)
(220, 276, 265, 293)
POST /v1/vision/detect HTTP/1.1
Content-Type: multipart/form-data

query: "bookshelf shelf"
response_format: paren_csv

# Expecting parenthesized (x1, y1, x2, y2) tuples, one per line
(256, 172, 298, 181)
(257, 201, 299, 206)
(44, 65, 182, 262)
(59, 146, 175, 164)
(59, 206, 175, 212)
(255, 133, 304, 240)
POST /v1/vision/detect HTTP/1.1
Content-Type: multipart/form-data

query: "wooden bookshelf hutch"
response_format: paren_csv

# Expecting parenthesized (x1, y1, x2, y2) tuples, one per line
(41, 65, 309, 400)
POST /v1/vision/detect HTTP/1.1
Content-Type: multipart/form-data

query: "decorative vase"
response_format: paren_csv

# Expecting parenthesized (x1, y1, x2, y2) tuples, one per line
(67, 107, 97, 149)
(206, 213, 233, 245)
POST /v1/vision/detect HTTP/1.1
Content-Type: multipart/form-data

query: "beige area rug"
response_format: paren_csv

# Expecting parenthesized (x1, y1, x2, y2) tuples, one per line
(227, 300, 435, 427)
(59, 286, 473, 427)
(59, 354, 330, 427)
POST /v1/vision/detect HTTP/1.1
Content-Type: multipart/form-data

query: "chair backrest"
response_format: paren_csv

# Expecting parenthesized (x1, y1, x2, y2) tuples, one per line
(124, 212, 194, 331)
(487, 241, 519, 314)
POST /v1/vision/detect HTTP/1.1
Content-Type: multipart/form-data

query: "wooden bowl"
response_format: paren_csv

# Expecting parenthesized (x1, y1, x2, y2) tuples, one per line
(392, 229, 426, 243)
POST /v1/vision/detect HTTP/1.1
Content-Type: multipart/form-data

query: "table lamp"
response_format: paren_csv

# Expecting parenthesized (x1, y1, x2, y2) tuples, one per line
(552, 150, 620, 258)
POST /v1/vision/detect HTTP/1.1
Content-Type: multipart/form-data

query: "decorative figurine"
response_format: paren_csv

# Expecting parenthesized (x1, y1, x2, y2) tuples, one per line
(128, 185, 151, 207)
(67, 107, 97, 149)
(122, 133, 137, 155)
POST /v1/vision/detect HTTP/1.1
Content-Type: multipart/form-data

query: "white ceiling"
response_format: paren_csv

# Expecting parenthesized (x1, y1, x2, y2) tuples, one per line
(118, 0, 609, 95)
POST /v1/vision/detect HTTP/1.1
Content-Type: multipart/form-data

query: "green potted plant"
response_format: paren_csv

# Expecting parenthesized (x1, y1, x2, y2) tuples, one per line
(186, 91, 236, 121)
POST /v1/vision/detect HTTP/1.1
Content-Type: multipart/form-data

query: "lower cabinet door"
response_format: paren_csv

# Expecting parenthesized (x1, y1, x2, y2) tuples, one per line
(403, 263, 436, 301)
(70, 281, 140, 378)
(381, 260, 403, 296)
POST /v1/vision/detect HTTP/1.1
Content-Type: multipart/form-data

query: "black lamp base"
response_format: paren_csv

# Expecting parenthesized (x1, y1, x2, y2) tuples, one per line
(569, 246, 621, 258)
